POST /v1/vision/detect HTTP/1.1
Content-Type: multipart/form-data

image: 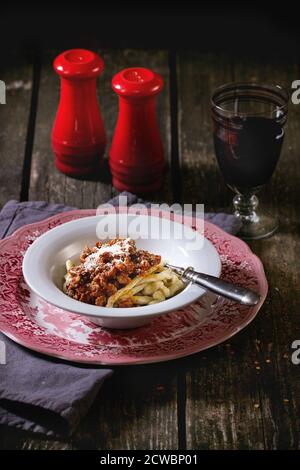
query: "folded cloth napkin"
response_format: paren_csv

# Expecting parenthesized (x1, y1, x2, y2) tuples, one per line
(0, 192, 241, 437)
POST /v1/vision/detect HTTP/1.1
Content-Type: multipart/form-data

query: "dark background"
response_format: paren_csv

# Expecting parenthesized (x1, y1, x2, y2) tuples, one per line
(0, 4, 299, 62)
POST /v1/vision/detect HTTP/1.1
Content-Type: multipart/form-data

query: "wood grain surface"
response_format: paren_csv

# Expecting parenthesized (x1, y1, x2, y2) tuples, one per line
(178, 52, 300, 449)
(0, 55, 33, 208)
(0, 49, 299, 450)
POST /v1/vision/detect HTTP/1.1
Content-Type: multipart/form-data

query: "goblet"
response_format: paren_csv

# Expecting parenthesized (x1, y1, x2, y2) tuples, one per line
(211, 82, 288, 239)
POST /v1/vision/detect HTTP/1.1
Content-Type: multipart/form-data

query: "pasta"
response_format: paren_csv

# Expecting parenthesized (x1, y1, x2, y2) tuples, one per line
(63, 238, 185, 308)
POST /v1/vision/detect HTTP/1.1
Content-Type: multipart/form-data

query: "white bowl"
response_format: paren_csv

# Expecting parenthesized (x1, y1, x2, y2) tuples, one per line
(22, 214, 221, 329)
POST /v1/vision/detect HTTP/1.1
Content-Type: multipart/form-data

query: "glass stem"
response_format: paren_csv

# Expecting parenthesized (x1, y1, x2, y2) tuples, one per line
(233, 194, 259, 223)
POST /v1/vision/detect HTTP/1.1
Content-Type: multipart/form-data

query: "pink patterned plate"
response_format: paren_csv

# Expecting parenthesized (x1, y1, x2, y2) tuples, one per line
(0, 210, 268, 365)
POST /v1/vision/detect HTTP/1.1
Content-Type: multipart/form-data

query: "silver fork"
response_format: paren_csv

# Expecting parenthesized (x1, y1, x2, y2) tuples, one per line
(165, 263, 260, 306)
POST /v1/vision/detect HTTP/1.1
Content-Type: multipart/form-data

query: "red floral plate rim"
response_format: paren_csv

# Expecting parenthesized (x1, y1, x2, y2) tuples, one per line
(0, 208, 268, 365)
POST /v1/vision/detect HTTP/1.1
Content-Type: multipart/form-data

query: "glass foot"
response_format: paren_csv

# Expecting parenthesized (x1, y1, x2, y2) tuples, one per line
(233, 194, 278, 240)
(236, 213, 278, 240)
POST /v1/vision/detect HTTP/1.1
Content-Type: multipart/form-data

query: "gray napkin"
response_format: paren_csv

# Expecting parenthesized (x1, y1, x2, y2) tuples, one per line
(0, 192, 241, 437)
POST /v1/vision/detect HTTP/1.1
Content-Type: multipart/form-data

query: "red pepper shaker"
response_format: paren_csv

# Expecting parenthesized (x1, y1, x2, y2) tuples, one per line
(109, 67, 165, 192)
(52, 49, 106, 177)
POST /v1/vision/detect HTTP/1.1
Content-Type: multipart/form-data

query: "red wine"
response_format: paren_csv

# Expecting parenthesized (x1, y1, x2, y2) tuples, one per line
(213, 116, 284, 192)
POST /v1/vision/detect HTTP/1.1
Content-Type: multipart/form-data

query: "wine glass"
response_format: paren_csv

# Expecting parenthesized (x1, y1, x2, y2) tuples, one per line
(211, 82, 288, 240)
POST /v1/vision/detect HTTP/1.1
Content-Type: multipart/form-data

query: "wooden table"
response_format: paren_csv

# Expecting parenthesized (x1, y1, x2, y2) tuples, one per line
(0, 49, 299, 450)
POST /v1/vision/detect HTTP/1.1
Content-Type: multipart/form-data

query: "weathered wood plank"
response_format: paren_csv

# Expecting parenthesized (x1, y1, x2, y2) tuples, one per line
(233, 57, 300, 449)
(179, 52, 300, 449)
(184, 331, 265, 449)
(0, 426, 72, 450)
(178, 52, 233, 210)
(0, 56, 33, 208)
(72, 364, 178, 450)
(177, 51, 300, 449)
(18, 48, 178, 450)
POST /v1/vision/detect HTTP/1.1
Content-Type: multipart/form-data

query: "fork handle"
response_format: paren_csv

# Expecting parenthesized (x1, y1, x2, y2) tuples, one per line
(182, 268, 260, 306)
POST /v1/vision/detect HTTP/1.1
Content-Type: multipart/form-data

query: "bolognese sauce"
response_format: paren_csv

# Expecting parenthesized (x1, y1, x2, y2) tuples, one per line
(64, 238, 161, 307)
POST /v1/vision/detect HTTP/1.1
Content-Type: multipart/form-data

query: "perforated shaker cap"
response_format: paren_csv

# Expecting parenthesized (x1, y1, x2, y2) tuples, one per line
(112, 67, 163, 97)
(53, 49, 104, 79)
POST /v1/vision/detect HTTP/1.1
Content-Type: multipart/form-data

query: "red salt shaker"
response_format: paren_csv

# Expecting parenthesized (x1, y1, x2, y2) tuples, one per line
(52, 49, 106, 177)
(109, 67, 165, 192)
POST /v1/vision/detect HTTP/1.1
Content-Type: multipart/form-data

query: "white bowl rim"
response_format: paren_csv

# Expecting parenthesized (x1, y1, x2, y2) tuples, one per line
(22, 214, 222, 319)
